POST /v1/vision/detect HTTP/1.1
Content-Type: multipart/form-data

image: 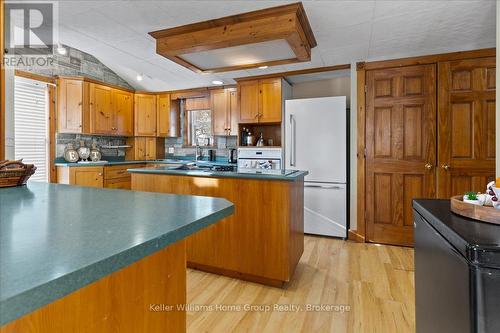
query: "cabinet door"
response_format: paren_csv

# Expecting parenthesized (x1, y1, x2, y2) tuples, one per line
(228, 89, 239, 135)
(157, 94, 171, 137)
(437, 57, 496, 197)
(238, 80, 259, 123)
(211, 88, 229, 135)
(113, 89, 133, 136)
(134, 138, 147, 160)
(57, 79, 84, 133)
(134, 94, 157, 136)
(90, 83, 113, 134)
(71, 167, 103, 188)
(145, 137, 157, 161)
(259, 78, 282, 123)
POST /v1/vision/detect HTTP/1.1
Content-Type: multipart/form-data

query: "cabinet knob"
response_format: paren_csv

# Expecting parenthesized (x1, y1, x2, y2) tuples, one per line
(424, 163, 433, 170)
(441, 164, 450, 171)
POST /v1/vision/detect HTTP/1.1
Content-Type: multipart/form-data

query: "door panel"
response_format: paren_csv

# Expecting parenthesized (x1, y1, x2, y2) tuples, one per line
(238, 80, 259, 123)
(437, 57, 496, 197)
(134, 94, 157, 136)
(157, 94, 171, 137)
(90, 84, 113, 134)
(259, 78, 282, 123)
(366, 64, 437, 246)
(211, 88, 229, 135)
(113, 90, 133, 136)
(57, 79, 83, 133)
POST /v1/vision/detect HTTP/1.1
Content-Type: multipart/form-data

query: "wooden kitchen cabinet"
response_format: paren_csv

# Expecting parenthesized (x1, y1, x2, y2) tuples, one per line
(112, 89, 134, 136)
(57, 77, 134, 136)
(238, 80, 260, 123)
(126, 137, 165, 161)
(135, 94, 157, 136)
(57, 166, 104, 188)
(157, 94, 171, 137)
(238, 78, 283, 124)
(259, 78, 282, 123)
(57, 78, 89, 133)
(211, 88, 239, 136)
(89, 83, 113, 134)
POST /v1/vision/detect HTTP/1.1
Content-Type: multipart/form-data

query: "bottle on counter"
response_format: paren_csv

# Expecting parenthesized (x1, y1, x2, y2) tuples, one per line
(241, 127, 248, 146)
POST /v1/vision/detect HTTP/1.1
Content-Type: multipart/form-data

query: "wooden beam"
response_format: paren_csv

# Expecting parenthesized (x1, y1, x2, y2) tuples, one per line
(234, 64, 351, 82)
(15, 70, 55, 84)
(149, 2, 316, 73)
(363, 48, 495, 70)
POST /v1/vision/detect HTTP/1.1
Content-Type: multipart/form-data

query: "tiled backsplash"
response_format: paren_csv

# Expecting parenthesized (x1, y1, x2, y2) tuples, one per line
(164, 136, 238, 159)
(56, 134, 128, 158)
(56, 133, 238, 160)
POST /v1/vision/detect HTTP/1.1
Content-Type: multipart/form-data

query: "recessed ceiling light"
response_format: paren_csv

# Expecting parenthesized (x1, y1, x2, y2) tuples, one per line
(56, 46, 67, 55)
(212, 80, 223, 85)
(258, 66, 268, 69)
(136, 74, 144, 81)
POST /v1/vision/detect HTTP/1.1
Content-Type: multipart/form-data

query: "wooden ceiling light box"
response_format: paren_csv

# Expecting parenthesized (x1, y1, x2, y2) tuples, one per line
(149, 2, 317, 73)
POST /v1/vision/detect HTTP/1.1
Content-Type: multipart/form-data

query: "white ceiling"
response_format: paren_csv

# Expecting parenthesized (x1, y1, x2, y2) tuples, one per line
(57, 0, 496, 91)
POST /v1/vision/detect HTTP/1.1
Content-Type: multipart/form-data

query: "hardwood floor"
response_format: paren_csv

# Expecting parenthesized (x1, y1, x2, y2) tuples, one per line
(187, 235, 415, 333)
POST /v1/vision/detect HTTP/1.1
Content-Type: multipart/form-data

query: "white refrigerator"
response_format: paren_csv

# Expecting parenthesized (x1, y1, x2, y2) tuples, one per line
(284, 96, 347, 238)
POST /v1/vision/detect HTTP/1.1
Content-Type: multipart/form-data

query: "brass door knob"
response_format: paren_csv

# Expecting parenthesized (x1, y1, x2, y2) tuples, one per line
(425, 163, 433, 170)
(441, 164, 450, 171)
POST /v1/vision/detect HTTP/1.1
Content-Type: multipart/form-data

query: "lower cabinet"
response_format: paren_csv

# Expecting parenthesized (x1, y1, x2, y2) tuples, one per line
(57, 164, 146, 190)
(125, 137, 165, 161)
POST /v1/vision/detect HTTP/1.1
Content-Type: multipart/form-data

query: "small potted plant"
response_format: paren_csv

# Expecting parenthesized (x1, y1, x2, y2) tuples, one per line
(463, 191, 481, 205)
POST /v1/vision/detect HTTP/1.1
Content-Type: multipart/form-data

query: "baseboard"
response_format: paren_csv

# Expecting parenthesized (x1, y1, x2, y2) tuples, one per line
(187, 261, 286, 288)
(347, 229, 365, 242)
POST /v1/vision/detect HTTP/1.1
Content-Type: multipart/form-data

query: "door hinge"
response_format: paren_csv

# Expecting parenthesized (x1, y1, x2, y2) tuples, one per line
(364, 85, 367, 93)
(364, 148, 367, 157)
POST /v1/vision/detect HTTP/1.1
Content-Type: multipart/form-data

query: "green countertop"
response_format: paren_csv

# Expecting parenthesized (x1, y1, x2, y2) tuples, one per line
(54, 158, 236, 167)
(0, 182, 234, 326)
(128, 166, 308, 181)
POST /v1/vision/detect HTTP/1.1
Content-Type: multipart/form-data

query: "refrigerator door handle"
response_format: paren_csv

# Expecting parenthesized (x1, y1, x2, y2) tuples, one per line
(304, 184, 343, 189)
(290, 114, 296, 167)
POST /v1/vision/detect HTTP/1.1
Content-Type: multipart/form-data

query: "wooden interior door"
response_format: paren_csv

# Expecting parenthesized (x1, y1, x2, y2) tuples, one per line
(211, 88, 229, 135)
(90, 83, 113, 134)
(366, 64, 437, 246)
(238, 80, 259, 123)
(157, 94, 171, 137)
(437, 57, 496, 197)
(112, 89, 133, 136)
(259, 78, 282, 123)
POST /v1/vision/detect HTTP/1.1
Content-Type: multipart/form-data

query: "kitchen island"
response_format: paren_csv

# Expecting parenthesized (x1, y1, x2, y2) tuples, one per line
(0, 182, 233, 332)
(130, 166, 308, 287)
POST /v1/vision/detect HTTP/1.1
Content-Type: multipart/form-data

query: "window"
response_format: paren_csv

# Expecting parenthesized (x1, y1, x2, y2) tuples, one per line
(14, 77, 49, 182)
(187, 109, 213, 146)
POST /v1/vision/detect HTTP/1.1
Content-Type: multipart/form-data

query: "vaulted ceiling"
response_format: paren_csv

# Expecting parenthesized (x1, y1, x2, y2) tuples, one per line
(58, 0, 496, 91)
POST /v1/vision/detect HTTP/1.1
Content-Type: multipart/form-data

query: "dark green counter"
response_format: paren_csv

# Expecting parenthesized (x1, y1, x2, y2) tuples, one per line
(128, 166, 308, 181)
(0, 182, 233, 326)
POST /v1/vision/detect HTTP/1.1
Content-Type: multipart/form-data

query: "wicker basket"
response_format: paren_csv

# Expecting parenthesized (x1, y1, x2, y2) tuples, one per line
(0, 160, 37, 188)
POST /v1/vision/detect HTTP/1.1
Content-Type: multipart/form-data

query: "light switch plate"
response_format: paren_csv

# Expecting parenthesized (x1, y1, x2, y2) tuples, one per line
(168, 147, 174, 154)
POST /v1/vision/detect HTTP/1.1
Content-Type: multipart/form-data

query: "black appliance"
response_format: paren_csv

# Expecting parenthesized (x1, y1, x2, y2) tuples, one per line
(413, 199, 500, 333)
(228, 149, 237, 163)
(211, 165, 236, 172)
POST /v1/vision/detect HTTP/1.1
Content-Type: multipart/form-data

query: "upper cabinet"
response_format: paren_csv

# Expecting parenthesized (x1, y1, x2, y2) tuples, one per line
(211, 88, 239, 136)
(57, 78, 88, 133)
(113, 90, 134, 136)
(157, 94, 171, 137)
(134, 94, 157, 136)
(57, 77, 134, 136)
(89, 83, 113, 134)
(238, 78, 283, 124)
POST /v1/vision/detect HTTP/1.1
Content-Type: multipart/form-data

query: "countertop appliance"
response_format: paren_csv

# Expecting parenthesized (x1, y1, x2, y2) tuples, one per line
(285, 96, 347, 238)
(413, 199, 500, 333)
(237, 147, 282, 170)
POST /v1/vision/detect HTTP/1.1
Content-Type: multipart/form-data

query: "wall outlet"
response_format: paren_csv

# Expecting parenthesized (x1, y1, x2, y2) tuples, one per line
(168, 147, 175, 154)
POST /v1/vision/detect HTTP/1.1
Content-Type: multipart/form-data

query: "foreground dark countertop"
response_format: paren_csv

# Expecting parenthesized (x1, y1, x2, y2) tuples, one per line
(0, 182, 234, 326)
(128, 166, 308, 181)
(413, 199, 500, 267)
